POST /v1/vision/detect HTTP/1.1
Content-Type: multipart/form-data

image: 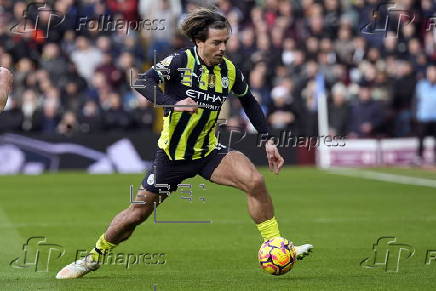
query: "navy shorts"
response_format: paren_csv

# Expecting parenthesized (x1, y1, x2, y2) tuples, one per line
(141, 146, 230, 194)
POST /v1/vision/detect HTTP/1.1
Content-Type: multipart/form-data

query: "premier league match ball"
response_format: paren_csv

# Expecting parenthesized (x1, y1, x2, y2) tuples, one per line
(258, 237, 297, 275)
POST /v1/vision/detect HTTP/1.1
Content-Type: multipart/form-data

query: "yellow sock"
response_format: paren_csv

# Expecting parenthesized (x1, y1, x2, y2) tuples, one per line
(256, 217, 281, 241)
(88, 234, 117, 261)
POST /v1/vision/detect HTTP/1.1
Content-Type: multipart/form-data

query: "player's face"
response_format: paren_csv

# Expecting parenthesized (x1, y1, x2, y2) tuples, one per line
(198, 28, 229, 66)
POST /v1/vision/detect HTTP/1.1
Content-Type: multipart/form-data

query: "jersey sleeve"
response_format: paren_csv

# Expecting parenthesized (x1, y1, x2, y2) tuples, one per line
(152, 52, 185, 83)
(231, 69, 250, 97)
(133, 52, 185, 106)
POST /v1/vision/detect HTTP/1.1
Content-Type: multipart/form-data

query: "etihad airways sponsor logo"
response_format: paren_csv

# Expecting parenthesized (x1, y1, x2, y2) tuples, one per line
(186, 89, 227, 104)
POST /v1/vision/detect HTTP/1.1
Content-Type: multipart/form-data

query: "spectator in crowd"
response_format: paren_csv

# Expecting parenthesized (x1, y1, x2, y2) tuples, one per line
(40, 96, 61, 134)
(86, 71, 112, 109)
(0, 0, 433, 142)
(328, 83, 349, 137)
(0, 98, 23, 133)
(131, 93, 155, 130)
(140, 0, 180, 60)
(21, 89, 41, 132)
(415, 63, 436, 164)
(71, 36, 102, 81)
(300, 79, 318, 136)
(391, 60, 416, 137)
(249, 62, 270, 107)
(349, 82, 383, 138)
(267, 79, 298, 132)
(58, 110, 80, 136)
(0, 51, 12, 68)
(121, 35, 146, 65)
(96, 53, 123, 90)
(95, 36, 113, 55)
(40, 43, 69, 84)
(61, 80, 85, 112)
(335, 25, 353, 63)
(103, 93, 131, 131)
(107, 0, 139, 22)
(268, 87, 295, 130)
(116, 51, 136, 93)
(78, 100, 103, 134)
(226, 36, 244, 71)
(13, 58, 34, 100)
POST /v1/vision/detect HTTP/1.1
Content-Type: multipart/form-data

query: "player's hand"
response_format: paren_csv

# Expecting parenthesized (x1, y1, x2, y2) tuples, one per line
(0, 67, 13, 112)
(174, 97, 198, 113)
(265, 139, 284, 174)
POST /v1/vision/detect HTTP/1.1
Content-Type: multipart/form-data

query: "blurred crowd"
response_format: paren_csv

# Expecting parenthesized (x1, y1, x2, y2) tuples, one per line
(0, 0, 435, 138)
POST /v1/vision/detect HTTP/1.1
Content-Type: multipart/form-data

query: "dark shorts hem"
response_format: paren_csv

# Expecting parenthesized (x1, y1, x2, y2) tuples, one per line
(141, 146, 230, 194)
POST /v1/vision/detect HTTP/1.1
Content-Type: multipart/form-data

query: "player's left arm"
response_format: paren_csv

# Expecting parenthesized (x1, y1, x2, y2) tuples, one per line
(232, 69, 284, 174)
(0, 67, 13, 113)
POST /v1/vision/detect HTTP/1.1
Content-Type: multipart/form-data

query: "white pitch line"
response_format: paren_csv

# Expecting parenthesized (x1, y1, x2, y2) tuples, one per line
(326, 168, 436, 188)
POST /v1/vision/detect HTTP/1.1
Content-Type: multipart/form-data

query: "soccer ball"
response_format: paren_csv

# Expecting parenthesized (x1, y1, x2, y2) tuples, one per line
(258, 237, 297, 275)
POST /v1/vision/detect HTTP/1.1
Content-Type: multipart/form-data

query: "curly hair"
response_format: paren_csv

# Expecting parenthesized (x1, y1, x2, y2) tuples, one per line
(180, 8, 231, 44)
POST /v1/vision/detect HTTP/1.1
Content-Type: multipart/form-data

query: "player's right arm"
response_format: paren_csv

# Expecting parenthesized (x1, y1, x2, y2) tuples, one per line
(173, 97, 198, 113)
(0, 67, 13, 112)
(134, 53, 197, 113)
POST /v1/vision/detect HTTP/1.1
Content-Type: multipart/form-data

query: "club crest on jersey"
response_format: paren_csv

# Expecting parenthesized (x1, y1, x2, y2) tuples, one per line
(208, 74, 215, 88)
(147, 174, 155, 185)
(222, 77, 229, 88)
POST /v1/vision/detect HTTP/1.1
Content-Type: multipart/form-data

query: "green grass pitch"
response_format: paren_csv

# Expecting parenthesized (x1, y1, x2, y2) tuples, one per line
(1, 168, 436, 290)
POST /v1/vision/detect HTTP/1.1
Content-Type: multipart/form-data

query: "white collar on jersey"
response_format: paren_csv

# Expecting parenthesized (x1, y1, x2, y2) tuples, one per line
(193, 46, 201, 65)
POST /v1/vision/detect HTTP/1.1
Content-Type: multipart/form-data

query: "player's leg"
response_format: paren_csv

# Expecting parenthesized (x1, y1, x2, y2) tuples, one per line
(87, 189, 167, 261)
(90, 149, 182, 255)
(202, 150, 312, 258)
(56, 189, 167, 279)
(104, 189, 166, 244)
(56, 149, 180, 279)
(208, 151, 275, 224)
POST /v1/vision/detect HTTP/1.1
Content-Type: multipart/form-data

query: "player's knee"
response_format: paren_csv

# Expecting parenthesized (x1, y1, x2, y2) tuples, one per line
(129, 191, 165, 225)
(245, 171, 265, 194)
(252, 171, 265, 190)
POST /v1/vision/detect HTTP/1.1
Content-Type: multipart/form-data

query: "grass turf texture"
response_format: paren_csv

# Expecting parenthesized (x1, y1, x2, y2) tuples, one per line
(1, 168, 435, 290)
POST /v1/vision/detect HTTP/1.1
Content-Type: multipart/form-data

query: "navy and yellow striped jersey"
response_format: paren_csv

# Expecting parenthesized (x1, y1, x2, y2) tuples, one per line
(152, 46, 250, 161)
